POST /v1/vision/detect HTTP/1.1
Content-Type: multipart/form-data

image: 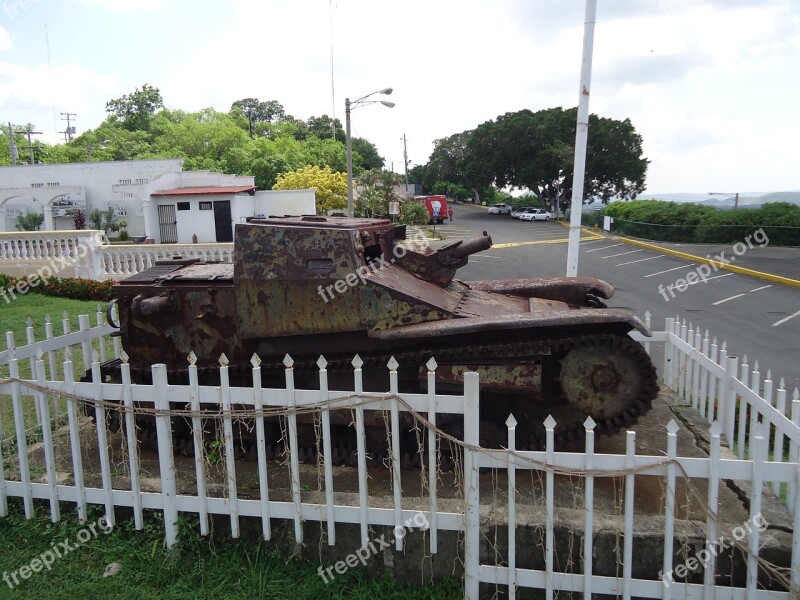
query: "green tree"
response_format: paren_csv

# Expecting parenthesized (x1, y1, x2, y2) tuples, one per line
(355, 169, 401, 217)
(306, 115, 344, 142)
(351, 138, 384, 171)
(273, 165, 347, 214)
(230, 98, 285, 137)
(15, 212, 44, 231)
(105, 84, 164, 131)
(401, 202, 429, 225)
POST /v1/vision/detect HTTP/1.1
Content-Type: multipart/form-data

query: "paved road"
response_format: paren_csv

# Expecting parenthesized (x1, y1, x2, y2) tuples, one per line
(438, 203, 800, 391)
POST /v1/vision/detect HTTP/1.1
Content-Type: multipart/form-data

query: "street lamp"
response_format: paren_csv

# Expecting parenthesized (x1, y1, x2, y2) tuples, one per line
(708, 192, 739, 209)
(345, 87, 394, 217)
(555, 169, 565, 219)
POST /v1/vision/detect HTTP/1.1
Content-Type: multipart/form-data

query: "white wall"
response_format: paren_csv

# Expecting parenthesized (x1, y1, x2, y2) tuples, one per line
(0, 159, 183, 234)
(0, 161, 258, 238)
(252, 189, 316, 217)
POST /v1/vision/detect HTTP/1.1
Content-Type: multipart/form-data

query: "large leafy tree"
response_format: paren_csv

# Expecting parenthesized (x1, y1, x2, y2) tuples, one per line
(463, 107, 647, 205)
(351, 138, 384, 171)
(273, 165, 347, 214)
(306, 114, 344, 142)
(230, 98, 285, 137)
(105, 84, 164, 131)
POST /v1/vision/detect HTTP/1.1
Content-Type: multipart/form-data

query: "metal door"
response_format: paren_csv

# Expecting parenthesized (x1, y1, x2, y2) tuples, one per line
(213, 201, 233, 243)
(157, 204, 178, 244)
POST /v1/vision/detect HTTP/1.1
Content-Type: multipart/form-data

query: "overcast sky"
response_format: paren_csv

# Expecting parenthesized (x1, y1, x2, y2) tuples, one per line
(1, 0, 798, 194)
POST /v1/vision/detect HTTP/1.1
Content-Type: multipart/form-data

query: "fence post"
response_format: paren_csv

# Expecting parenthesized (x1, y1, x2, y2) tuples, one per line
(153, 363, 178, 548)
(721, 355, 739, 448)
(664, 317, 674, 386)
(463, 371, 480, 600)
(506, 415, 517, 600)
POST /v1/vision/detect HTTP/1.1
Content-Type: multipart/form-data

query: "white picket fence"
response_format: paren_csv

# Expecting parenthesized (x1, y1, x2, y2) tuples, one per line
(0, 314, 799, 600)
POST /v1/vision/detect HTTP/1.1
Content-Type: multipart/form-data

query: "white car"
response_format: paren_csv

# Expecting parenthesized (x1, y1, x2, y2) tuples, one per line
(520, 209, 552, 222)
(510, 206, 537, 219)
(488, 203, 512, 215)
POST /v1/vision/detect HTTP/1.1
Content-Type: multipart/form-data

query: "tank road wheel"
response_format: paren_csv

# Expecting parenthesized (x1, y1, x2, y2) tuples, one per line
(558, 334, 658, 436)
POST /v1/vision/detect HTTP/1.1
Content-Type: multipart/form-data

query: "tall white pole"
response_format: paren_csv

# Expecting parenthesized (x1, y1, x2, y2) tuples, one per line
(566, 0, 597, 277)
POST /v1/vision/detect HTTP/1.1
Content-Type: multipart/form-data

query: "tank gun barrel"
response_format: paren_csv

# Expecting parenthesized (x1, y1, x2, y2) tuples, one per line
(437, 231, 492, 265)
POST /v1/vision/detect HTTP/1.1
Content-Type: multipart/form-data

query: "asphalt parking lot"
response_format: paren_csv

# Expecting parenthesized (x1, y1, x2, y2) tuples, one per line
(434, 203, 800, 391)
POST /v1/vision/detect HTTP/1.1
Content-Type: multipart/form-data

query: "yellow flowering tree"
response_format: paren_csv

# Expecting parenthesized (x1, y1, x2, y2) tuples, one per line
(273, 165, 347, 214)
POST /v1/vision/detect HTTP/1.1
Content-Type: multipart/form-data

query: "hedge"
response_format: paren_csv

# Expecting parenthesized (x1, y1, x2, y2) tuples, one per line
(600, 200, 800, 246)
(0, 273, 115, 302)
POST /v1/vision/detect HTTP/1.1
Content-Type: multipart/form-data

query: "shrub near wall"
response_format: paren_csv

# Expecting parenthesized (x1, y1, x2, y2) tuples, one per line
(603, 200, 800, 246)
(0, 274, 115, 302)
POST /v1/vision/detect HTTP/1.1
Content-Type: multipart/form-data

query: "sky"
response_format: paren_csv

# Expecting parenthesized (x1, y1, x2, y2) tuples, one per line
(1, 0, 798, 195)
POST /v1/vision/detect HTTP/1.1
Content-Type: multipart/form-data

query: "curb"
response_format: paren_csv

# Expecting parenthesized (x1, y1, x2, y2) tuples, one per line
(562, 221, 800, 288)
(614, 236, 800, 288)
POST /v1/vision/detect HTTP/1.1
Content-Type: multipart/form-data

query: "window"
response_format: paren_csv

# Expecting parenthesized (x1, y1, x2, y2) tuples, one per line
(31, 183, 44, 188)
(135, 178, 149, 184)
(118, 178, 132, 185)
(199, 201, 212, 210)
(177, 202, 191, 211)
(47, 182, 60, 187)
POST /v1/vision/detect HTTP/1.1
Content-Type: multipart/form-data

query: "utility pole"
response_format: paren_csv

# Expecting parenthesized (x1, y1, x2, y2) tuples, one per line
(16, 127, 42, 163)
(60, 112, 76, 142)
(7, 121, 19, 165)
(401, 133, 409, 189)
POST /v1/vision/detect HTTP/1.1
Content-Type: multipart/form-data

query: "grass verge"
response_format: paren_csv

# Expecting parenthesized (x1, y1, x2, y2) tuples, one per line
(0, 501, 461, 599)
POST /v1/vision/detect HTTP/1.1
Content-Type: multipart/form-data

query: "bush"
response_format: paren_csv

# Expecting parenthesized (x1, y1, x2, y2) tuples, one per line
(0, 273, 115, 301)
(603, 200, 800, 246)
(401, 202, 430, 226)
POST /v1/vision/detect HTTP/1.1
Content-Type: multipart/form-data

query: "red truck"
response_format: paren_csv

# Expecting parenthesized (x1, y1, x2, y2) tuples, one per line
(413, 195, 449, 224)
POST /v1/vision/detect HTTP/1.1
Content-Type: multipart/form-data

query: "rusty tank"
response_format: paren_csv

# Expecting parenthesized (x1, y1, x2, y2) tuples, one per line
(101, 215, 658, 459)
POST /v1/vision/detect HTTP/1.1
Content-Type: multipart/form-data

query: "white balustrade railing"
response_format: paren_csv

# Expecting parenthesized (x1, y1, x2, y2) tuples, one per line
(97, 243, 233, 278)
(0, 230, 233, 280)
(0, 230, 105, 262)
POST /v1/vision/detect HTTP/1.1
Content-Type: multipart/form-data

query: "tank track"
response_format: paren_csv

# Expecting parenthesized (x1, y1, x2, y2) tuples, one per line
(102, 331, 658, 466)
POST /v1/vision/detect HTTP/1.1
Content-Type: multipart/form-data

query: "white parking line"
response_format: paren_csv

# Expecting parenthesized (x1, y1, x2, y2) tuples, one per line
(643, 264, 696, 278)
(711, 284, 772, 306)
(601, 249, 644, 259)
(773, 309, 800, 327)
(687, 273, 734, 286)
(586, 244, 623, 253)
(712, 293, 746, 306)
(616, 254, 665, 266)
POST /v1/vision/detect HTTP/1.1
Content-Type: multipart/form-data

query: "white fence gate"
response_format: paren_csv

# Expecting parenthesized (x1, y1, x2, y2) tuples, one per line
(1, 313, 799, 599)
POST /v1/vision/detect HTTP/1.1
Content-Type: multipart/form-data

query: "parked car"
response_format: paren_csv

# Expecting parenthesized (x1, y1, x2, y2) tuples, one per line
(520, 209, 552, 222)
(488, 203, 512, 215)
(510, 207, 537, 219)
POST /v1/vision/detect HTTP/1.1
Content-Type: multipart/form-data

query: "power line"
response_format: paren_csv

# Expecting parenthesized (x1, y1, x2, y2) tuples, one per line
(60, 112, 76, 142)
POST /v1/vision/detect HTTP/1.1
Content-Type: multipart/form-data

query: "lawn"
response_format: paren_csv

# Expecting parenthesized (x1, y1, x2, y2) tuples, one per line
(0, 295, 463, 599)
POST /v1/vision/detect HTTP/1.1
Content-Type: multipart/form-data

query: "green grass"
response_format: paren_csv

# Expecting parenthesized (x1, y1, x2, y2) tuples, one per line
(0, 501, 462, 599)
(1, 295, 110, 447)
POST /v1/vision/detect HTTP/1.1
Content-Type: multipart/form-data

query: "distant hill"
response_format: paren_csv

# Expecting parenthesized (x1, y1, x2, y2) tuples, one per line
(635, 191, 800, 209)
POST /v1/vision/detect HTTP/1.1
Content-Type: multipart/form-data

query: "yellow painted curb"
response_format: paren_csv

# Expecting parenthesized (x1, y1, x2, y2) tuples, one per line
(492, 234, 603, 249)
(616, 236, 800, 288)
(555, 219, 800, 287)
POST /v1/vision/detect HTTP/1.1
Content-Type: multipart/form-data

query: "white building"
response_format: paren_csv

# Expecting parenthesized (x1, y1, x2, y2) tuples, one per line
(0, 159, 316, 243)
